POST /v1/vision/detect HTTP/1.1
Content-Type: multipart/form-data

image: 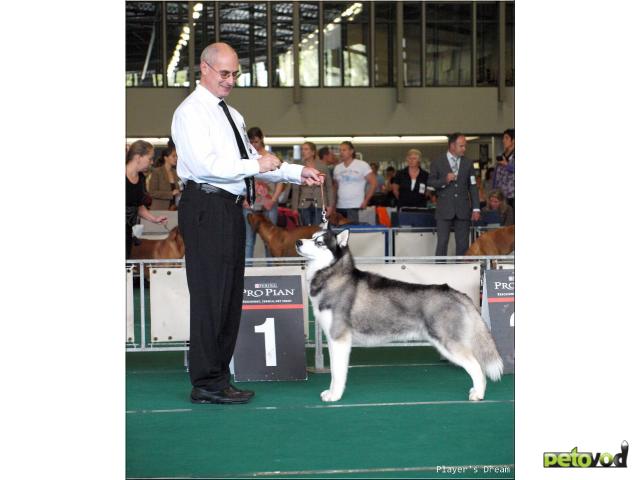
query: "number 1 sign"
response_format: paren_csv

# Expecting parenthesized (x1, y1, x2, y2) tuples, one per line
(233, 275, 308, 382)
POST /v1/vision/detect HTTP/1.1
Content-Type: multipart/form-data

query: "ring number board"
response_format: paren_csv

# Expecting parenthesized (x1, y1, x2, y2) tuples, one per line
(233, 275, 307, 382)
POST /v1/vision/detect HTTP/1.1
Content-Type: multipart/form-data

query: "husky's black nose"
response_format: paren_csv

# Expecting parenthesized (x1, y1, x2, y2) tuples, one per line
(295, 240, 303, 247)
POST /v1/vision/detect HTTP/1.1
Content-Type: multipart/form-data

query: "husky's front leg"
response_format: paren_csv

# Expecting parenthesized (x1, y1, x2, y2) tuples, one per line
(315, 308, 352, 402)
(322, 331, 352, 402)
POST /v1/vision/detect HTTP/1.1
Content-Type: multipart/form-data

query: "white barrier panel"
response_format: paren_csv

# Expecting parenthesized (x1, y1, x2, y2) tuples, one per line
(148, 266, 309, 342)
(349, 231, 387, 257)
(150, 268, 190, 342)
(356, 262, 482, 307)
(141, 210, 178, 234)
(126, 268, 135, 343)
(394, 230, 456, 256)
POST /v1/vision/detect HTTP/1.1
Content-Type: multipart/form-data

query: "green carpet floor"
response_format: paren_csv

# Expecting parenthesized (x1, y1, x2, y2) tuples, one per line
(127, 348, 514, 479)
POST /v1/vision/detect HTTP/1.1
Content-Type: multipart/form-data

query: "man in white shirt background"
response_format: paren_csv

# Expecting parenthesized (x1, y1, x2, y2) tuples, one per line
(333, 141, 377, 223)
(171, 42, 323, 405)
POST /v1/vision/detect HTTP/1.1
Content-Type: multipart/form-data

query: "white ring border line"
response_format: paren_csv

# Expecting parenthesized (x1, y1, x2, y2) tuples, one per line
(126, 398, 514, 414)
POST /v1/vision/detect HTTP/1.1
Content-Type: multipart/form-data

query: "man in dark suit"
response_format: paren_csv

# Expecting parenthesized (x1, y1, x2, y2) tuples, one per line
(427, 133, 481, 256)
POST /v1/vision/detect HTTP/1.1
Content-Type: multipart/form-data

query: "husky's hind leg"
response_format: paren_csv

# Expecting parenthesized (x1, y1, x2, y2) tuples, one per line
(434, 343, 487, 401)
(321, 331, 352, 402)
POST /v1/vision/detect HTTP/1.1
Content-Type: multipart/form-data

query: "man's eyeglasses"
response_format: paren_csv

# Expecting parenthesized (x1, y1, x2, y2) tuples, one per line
(204, 60, 241, 80)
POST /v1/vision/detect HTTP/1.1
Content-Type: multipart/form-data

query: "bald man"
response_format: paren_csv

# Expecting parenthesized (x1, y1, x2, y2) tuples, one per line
(172, 43, 323, 404)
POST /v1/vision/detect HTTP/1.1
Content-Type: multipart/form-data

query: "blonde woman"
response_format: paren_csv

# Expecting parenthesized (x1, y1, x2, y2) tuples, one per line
(391, 148, 433, 208)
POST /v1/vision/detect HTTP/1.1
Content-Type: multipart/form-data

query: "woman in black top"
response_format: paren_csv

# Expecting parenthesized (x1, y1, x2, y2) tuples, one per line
(391, 149, 433, 208)
(126, 140, 168, 258)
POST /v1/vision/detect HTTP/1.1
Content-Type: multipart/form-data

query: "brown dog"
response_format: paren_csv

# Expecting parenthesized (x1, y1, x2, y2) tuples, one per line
(247, 213, 320, 257)
(129, 226, 185, 278)
(465, 225, 515, 256)
(129, 226, 185, 260)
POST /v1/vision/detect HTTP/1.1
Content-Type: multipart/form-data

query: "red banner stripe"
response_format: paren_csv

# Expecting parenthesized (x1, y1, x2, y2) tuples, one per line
(242, 303, 305, 310)
(487, 297, 515, 303)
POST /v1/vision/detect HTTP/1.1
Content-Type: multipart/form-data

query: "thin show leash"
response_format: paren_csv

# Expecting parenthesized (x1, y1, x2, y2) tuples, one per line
(318, 173, 328, 226)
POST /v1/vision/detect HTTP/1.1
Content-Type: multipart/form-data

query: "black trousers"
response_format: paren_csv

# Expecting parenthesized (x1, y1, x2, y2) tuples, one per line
(178, 187, 246, 390)
(435, 217, 471, 256)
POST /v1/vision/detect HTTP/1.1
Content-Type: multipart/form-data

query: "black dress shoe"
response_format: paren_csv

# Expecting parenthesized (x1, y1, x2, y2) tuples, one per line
(227, 384, 255, 398)
(190, 386, 251, 404)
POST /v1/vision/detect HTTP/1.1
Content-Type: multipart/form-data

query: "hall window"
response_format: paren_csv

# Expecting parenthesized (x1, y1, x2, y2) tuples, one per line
(166, 2, 190, 87)
(126, 2, 164, 87)
(476, 2, 498, 86)
(425, 2, 472, 86)
(323, 2, 370, 87)
(219, 2, 268, 87)
(403, 2, 422, 87)
(300, 2, 320, 86)
(506, 1, 515, 86)
(272, 2, 294, 87)
(374, 2, 395, 87)
(193, 2, 216, 84)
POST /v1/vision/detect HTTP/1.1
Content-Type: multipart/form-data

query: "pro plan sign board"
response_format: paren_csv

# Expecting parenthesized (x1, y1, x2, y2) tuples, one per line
(482, 269, 515, 374)
(233, 275, 307, 382)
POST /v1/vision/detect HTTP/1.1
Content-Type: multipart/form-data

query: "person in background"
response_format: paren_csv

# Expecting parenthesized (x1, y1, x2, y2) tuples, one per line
(244, 126, 283, 258)
(493, 128, 515, 210)
(381, 165, 397, 207)
(481, 189, 514, 226)
(479, 166, 495, 208)
(318, 146, 337, 170)
(370, 162, 385, 193)
(148, 145, 181, 210)
(391, 148, 433, 209)
(427, 133, 481, 256)
(125, 140, 168, 258)
(291, 141, 335, 225)
(333, 141, 377, 223)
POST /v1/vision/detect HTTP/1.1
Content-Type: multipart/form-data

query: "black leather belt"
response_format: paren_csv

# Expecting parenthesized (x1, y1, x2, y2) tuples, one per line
(186, 181, 245, 205)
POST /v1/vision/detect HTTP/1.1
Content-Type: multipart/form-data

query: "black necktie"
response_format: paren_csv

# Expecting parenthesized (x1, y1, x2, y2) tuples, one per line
(218, 100, 255, 205)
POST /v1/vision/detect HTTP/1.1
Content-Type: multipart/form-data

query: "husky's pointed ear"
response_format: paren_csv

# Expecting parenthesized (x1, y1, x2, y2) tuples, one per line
(336, 229, 350, 247)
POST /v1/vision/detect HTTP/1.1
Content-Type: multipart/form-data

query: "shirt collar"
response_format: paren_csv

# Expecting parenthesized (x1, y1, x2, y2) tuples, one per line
(195, 84, 225, 104)
(447, 151, 459, 163)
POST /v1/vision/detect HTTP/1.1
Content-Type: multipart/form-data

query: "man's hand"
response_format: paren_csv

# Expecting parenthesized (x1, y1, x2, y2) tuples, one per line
(301, 167, 324, 186)
(446, 173, 457, 183)
(154, 215, 168, 224)
(257, 154, 282, 173)
(471, 211, 481, 222)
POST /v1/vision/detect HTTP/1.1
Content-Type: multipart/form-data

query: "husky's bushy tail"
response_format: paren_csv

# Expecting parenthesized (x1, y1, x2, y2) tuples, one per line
(472, 319, 504, 382)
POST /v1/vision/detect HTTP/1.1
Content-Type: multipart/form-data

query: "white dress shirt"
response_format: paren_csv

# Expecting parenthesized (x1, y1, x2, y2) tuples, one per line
(446, 151, 460, 173)
(171, 84, 304, 195)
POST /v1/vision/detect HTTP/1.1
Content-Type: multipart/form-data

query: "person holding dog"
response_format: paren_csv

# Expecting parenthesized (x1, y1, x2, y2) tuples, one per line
(333, 141, 377, 223)
(171, 42, 323, 405)
(428, 133, 481, 256)
(126, 140, 168, 258)
(291, 141, 335, 226)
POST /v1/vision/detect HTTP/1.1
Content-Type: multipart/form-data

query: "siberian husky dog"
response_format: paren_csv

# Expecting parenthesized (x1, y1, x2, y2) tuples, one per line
(296, 228, 503, 402)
